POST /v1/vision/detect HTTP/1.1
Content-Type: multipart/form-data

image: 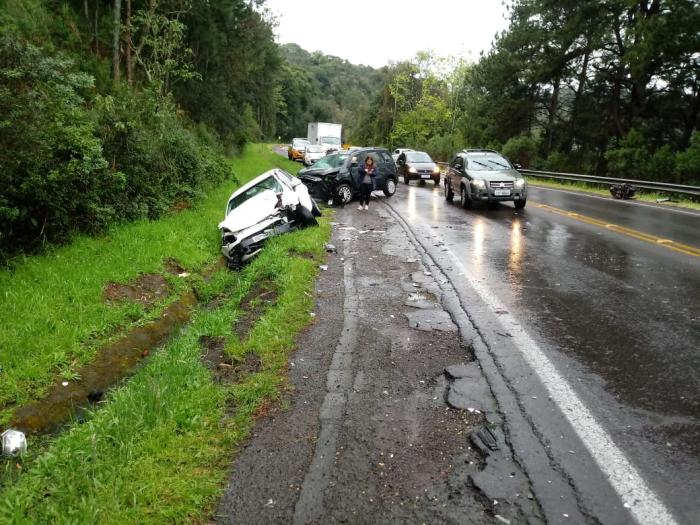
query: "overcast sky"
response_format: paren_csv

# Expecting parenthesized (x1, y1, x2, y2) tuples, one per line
(262, 0, 511, 68)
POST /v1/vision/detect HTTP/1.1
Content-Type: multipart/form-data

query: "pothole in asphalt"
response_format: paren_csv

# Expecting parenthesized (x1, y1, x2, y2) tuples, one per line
(405, 290, 439, 309)
(406, 309, 458, 332)
(233, 280, 279, 340)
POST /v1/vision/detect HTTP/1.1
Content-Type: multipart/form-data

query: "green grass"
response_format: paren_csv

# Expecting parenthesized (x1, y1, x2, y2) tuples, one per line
(527, 176, 700, 210)
(0, 144, 329, 523)
(0, 144, 302, 417)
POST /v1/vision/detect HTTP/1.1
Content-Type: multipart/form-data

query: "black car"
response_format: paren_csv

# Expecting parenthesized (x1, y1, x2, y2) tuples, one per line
(444, 149, 527, 209)
(396, 150, 440, 185)
(298, 147, 398, 204)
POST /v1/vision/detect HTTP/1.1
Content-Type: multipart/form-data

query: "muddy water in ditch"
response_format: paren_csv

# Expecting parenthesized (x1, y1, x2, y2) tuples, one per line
(11, 292, 197, 434)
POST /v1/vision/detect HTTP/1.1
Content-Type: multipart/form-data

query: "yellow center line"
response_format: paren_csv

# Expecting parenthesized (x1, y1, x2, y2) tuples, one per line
(531, 202, 700, 258)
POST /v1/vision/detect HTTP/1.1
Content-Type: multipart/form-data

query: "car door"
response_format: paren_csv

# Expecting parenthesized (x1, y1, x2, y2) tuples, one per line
(348, 152, 365, 191)
(396, 152, 406, 177)
(377, 151, 396, 189)
(448, 156, 462, 192)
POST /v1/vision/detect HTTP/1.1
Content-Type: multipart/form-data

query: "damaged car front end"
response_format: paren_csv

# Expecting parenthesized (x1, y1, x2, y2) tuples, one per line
(218, 169, 320, 270)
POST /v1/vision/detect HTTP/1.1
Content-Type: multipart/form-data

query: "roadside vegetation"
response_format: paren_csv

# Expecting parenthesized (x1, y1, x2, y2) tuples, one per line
(0, 145, 330, 523)
(354, 1, 700, 187)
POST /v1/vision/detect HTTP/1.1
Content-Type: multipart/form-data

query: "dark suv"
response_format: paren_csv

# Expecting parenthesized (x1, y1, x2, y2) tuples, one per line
(298, 147, 398, 204)
(444, 149, 527, 209)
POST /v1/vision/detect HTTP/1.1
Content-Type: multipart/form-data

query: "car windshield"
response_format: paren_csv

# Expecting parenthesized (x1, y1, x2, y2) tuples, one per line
(306, 145, 324, 153)
(467, 154, 511, 171)
(293, 139, 309, 148)
(311, 153, 348, 169)
(227, 176, 283, 215)
(405, 152, 432, 163)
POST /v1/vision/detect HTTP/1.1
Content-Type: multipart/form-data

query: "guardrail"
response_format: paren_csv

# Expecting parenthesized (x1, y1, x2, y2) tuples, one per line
(435, 163, 700, 197)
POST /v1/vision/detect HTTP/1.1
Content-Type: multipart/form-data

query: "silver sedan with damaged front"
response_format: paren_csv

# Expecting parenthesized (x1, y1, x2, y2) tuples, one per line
(218, 169, 321, 269)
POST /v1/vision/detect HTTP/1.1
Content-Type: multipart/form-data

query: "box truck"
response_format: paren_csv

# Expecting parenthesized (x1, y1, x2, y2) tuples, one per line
(307, 122, 342, 152)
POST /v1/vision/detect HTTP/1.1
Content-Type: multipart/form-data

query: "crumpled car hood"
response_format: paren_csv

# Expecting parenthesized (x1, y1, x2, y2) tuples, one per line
(218, 189, 280, 234)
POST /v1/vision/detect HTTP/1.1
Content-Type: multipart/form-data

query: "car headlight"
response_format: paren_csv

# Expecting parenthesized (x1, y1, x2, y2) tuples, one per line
(432, 166, 440, 174)
(408, 166, 417, 174)
(472, 179, 486, 189)
(515, 178, 526, 188)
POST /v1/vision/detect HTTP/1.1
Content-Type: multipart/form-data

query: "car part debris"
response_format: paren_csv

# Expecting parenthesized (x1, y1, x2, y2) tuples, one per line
(471, 425, 499, 455)
(324, 243, 336, 253)
(218, 169, 321, 270)
(2, 429, 27, 457)
(319, 265, 328, 271)
(609, 183, 636, 199)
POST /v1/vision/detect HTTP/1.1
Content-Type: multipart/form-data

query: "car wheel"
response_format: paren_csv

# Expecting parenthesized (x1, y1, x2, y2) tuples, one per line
(383, 178, 397, 197)
(460, 186, 472, 209)
(514, 199, 526, 209)
(337, 183, 353, 205)
(444, 180, 454, 202)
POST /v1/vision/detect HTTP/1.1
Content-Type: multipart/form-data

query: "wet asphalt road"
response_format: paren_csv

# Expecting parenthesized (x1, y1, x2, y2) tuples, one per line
(264, 148, 700, 522)
(383, 180, 699, 523)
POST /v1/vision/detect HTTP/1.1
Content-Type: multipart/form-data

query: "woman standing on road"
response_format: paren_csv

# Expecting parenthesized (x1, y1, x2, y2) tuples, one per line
(357, 155, 376, 210)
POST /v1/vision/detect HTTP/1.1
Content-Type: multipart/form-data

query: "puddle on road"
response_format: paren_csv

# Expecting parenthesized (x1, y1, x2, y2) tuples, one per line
(11, 292, 197, 435)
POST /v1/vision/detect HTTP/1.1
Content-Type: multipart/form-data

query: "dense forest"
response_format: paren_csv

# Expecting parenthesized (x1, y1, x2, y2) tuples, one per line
(1, 0, 698, 259)
(277, 43, 382, 142)
(357, 0, 700, 184)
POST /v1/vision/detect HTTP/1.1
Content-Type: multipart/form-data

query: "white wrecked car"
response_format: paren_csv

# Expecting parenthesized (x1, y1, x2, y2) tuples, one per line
(218, 169, 321, 269)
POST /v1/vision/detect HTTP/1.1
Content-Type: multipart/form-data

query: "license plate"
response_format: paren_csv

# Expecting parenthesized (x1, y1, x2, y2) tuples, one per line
(494, 189, 511, 196)
(251, 233, 267, 243)
(420, 174, 431, 179)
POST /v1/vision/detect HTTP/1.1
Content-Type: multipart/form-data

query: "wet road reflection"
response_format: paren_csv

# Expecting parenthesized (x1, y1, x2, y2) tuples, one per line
(391, 182, 700, 457)
(507, 219, 524, 290)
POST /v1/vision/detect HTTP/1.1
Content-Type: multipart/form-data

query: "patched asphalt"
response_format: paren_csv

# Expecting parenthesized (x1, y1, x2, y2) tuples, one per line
(215, 200, 545, 524)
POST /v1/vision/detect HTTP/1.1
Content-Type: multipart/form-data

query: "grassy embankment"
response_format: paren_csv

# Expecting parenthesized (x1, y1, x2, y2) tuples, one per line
(0, 145, 330, 523)
(526, 177, 700, 211)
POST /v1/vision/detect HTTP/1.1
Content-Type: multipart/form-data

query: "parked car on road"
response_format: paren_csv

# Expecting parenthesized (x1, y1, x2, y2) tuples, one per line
(392, 148, 414, 164)
(218, 169, 320, 269)
(303, 144, 326, 166)
(444, 149, 527, 209)
(288, 138, 310, 162)
(397, 150, 440, 185)
(298, 147, 397, 204)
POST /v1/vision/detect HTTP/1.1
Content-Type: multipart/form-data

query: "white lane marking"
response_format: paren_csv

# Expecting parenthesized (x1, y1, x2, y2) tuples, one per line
(424, 227, 679, 525)
(530, 185, 700, 218)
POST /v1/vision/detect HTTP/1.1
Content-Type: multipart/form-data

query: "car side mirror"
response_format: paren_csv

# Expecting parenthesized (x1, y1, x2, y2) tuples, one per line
(351, 156, 358, 166)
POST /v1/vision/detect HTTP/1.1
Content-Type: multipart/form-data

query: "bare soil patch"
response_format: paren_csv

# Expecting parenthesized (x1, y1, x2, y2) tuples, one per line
(198, 335, 262, 384)
(102, 274, 170, 307)
(163, 257, 186, 275)
(233, 280, 279, 340)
